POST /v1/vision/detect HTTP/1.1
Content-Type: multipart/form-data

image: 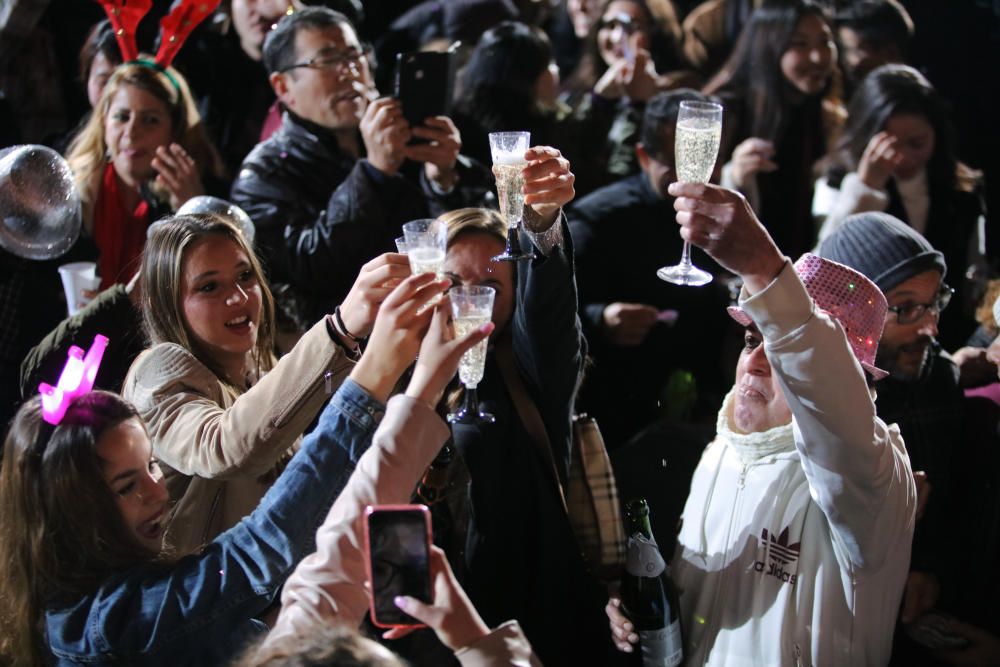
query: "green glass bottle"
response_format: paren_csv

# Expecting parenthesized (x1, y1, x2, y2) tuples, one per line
(621, 498, 685, 666)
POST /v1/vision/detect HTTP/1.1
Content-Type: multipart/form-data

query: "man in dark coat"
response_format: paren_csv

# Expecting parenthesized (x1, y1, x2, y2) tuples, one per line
(231, 6, 488, 327)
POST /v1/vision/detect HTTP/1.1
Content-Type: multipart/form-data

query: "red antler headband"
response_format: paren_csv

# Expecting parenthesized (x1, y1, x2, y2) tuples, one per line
(98, 0, 150, 62)
(154, 0, 220, 68)
(96, 0, 221, 83)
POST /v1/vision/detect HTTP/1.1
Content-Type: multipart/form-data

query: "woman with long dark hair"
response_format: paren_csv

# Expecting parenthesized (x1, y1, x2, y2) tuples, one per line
(816, 64, 983, 347)
(706, 0, 842, 259)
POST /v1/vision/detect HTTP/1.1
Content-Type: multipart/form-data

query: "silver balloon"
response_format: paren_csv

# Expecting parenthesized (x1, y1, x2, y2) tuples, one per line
(175, 195, 256, 245)
(0, 145, 82, 260)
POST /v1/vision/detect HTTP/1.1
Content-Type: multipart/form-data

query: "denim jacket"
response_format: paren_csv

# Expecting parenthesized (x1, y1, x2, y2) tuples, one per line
(45, 379, 383, 666)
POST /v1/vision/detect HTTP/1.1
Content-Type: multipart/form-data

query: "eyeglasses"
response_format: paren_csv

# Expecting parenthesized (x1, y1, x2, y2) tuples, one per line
(886, 285, 954, 325)
(278, 47, 364, 74)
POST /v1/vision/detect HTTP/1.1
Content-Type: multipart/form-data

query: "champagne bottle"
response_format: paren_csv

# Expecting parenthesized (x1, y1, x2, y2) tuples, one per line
(621, 498, 685, 667)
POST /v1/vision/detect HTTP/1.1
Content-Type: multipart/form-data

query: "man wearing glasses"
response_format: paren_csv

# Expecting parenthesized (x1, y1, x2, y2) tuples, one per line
(818, 211, 966, 660)
(232, 7, 486, 329)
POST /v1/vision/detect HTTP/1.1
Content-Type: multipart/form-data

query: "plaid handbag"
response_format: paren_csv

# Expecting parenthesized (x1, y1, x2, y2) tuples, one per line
(496, 337, 626, 582)
(567, 414, 626, 581)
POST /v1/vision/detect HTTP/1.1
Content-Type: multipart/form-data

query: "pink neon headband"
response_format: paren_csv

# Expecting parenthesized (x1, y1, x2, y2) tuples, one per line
(38, 335, 109, 425)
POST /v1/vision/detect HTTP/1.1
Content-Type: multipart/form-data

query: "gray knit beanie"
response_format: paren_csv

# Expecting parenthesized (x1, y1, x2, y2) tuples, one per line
(817, 212, 946, 293)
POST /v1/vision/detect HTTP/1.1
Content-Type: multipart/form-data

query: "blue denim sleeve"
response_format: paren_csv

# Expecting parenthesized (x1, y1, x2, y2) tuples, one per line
(46, 379, 384, 665)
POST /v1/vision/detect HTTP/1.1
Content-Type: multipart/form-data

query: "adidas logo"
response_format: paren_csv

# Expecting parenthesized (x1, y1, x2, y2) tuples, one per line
(762, 527, 801, 566)
(752, 526, 801, 586)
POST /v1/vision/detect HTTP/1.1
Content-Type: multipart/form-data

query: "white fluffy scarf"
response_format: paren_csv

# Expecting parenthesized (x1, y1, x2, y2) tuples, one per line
(716, 387, 795, 464)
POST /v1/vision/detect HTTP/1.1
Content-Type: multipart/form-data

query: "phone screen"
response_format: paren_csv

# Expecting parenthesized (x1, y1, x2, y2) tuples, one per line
(367, 507, 432, 626)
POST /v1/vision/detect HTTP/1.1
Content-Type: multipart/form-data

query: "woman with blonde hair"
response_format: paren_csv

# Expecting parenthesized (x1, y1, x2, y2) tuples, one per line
(66, 61, 226, 288)
(122, 213, 414, 555)
(0, 271, 484, 665)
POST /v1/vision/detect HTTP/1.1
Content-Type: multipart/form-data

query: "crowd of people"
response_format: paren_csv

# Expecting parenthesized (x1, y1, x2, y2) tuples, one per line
(1, 0, 999, 665)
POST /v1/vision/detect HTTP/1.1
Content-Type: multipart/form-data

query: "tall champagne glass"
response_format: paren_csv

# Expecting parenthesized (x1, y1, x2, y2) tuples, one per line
(447, 286, 496, 424)
(656, 100, 723, 287)
(489, 131, 534, 262)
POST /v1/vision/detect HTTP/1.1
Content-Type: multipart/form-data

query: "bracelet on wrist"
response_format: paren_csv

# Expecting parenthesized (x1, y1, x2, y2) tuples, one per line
(334, 305, 365, 344)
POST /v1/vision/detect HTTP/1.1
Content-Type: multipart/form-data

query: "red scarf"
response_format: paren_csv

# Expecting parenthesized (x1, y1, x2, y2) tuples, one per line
(93, 163, 150, 289)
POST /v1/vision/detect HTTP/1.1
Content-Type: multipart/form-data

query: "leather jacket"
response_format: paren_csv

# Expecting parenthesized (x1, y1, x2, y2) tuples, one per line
(231, 111, 490, 327)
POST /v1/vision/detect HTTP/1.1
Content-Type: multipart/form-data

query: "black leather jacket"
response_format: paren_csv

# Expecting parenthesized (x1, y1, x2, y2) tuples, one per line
(231, 111, 490, 326)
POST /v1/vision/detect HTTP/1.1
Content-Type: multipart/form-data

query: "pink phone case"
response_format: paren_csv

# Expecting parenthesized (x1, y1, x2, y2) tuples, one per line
(363, 504, 433, 629)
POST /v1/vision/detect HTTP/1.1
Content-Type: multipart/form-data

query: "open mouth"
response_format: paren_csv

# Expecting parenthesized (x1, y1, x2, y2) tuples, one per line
(739, 384, 769, 402)
(138, 506, 167, 541)
(225, 314, 253, 334)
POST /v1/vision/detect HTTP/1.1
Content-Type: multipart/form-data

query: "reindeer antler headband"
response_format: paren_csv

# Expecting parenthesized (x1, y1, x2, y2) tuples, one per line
(97, 0, 221, 89)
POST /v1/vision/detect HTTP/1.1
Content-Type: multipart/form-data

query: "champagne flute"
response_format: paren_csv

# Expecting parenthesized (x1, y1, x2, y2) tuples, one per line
(656, 100, 723, 287)
(447, 286, 496, 424)
(489, 131, 534, 262)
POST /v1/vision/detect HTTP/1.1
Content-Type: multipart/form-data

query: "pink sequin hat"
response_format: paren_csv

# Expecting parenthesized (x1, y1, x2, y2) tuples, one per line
(727, 253, 889, 381)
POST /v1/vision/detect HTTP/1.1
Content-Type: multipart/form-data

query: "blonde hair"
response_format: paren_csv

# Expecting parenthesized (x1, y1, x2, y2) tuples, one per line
(141, 214, 277, 392)
(66, 61, 225, 227)
(439, 207, 508, 246)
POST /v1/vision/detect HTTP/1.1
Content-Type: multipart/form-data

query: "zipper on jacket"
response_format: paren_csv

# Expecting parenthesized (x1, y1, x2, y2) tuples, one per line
(794, 642, 803, 667)
(271, 364, 340, 428)
(701, 460, 748, 660)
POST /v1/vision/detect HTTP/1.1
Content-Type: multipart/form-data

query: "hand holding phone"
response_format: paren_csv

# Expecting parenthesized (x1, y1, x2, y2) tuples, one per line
(383, 545, 491, 651)
(394, 51, 456, 138)
(364, 504, 433, 628)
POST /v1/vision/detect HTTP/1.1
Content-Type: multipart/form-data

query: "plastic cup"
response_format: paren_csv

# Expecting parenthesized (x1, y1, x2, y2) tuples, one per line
(58, 261, 101, 316)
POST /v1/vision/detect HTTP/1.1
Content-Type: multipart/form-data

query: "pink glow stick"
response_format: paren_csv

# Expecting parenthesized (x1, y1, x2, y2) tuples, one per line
(39, 334, 109, 425)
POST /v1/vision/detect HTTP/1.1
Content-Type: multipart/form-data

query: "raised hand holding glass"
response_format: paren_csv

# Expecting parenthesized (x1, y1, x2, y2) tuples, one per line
(489, 132, 534, 262)
(657, 100, 723, 287)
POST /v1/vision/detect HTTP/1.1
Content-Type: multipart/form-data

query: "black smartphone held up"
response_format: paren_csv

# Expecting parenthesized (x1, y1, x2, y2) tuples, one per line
(393, 50, 456, 139)
(364, 504, 433, 628)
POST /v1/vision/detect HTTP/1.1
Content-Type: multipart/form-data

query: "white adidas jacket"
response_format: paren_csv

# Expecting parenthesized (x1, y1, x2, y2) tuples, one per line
(673, 263, 916, 667)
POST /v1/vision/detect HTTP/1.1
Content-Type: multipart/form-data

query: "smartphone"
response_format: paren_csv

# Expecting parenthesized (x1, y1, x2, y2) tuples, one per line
(364, 504, 433, 628)
(393, 50, 456, 139)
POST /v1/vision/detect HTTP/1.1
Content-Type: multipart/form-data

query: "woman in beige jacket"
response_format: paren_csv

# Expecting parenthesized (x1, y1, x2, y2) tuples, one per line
(122, 213, 411, 555)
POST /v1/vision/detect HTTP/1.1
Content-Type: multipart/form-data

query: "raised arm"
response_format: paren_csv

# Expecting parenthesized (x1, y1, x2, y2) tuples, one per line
(670, 181, 916, 569)
(262, 302, 494, 644)
(511, 147, 584, 476)
(125, 319, 355, 480)
(52, 274, 459, 662)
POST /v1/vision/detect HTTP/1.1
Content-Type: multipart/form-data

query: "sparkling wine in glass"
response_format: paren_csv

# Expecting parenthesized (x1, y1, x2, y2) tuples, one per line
(657, 100, 723, 287)
(402, 218, 447, 277)
(489, 131, 534, 262)
(447, 285, 496, 425)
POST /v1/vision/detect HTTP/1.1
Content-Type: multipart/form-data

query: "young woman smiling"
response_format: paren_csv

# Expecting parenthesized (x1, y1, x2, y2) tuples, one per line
(122, 214, 413, 555)
(704, 0, 843, 258)
(0, 275, 489, 665)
